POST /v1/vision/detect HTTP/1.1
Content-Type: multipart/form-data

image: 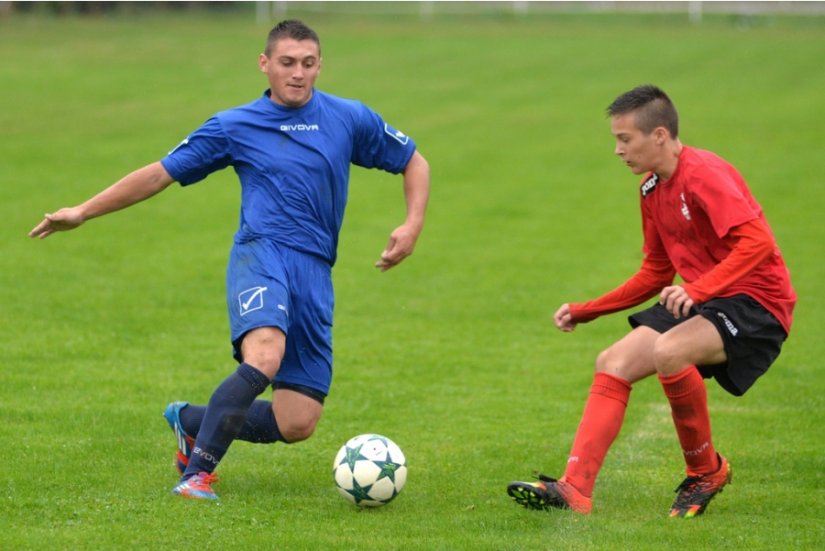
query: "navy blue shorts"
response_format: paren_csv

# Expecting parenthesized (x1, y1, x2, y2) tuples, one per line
(226, 239, 333, 398)
(628, 294, 787, 396)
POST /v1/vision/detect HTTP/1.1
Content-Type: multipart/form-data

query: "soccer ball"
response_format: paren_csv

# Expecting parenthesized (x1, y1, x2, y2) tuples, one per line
(332, 433, 407, 507)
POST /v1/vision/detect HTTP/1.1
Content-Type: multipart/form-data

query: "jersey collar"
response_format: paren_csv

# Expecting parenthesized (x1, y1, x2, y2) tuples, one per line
(262, 88, 318, 114)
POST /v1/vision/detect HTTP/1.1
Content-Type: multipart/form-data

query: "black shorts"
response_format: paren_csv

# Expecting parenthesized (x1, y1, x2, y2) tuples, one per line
(628, 294, 787, 396)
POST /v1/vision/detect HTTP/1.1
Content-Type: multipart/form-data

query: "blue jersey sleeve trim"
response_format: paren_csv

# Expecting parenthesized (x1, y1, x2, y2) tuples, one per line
(350, 101, 417, 174)
(161, 117, 233, 186)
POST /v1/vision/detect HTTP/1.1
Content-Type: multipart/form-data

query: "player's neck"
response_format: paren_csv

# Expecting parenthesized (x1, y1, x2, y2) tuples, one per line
(656, 140, 683, 181)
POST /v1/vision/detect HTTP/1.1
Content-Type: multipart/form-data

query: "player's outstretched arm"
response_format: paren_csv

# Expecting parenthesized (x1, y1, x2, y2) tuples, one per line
(376, 151, 430, 272)
(29, 162, 175, 239)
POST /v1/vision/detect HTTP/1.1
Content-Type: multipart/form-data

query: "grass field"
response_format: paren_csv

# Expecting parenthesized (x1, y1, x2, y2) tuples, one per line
(2, 6, 824, 550)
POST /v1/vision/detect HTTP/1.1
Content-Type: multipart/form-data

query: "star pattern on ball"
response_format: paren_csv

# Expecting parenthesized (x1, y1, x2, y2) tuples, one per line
(342, 442, 366, 471)
(374, 459, 402, 484)
(334, 434, 406, 507)
(345, 478, 374, 504)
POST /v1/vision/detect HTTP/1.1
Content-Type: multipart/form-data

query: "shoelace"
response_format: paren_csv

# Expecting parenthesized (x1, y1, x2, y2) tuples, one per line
(534, 472, 559, 484)
(674, 476, 700, 491)
(193, 472, 220, 485)
(671, 476, 709, 506)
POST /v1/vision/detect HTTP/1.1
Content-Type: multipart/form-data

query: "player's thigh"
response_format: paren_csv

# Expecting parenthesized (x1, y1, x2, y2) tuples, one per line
(273, 387, 324, 443)
(240, 327, 287, 379)
(653, 315, 726, 374)
(595, 326, 660, 383)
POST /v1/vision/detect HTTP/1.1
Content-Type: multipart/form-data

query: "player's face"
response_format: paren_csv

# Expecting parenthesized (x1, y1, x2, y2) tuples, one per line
(259, 38, 321, 108)
(611, 113, 659, 175)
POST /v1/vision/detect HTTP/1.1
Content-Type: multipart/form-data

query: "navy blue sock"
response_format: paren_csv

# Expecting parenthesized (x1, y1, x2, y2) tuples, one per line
(182, 363, 270, 479)
(180, 401, 283, 444)
(178, 404, 205, 437)
(239, 400, 284, 443)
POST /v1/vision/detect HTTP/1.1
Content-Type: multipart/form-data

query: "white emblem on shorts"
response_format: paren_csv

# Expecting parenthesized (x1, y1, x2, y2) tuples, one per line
(239, 286, 268, 316)
(717, 312, 739, 336)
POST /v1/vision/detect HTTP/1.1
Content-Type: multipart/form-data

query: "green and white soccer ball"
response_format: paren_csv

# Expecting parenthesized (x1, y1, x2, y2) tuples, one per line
(332, 433, 407, 507)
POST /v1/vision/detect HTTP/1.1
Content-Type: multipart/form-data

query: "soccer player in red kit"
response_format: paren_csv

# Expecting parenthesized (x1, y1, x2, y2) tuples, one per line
(507, 84, 795, 517)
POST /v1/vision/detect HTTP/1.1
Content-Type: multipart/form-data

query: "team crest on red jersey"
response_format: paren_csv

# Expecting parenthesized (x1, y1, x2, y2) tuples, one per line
(680, 192, 692, 220)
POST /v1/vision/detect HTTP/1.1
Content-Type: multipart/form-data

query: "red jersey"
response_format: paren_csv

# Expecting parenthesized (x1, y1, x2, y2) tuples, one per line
(571, 146, 796, 333)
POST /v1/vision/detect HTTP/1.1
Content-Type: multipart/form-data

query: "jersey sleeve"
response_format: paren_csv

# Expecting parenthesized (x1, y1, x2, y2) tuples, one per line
(682, 218, 776, 303)
(569, 250, 675, 323)
(160, 117, 233, 186)
(569, 202, 676, 323)
(350, 103, 416, 174)
(691, 165, 760, 239)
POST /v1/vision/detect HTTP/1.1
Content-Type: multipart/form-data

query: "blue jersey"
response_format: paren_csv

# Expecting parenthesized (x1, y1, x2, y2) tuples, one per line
(161, 89, 416, 265)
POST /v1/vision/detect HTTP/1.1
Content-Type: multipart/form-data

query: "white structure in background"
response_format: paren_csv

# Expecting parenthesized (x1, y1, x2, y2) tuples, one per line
(254, 1, 825, 23)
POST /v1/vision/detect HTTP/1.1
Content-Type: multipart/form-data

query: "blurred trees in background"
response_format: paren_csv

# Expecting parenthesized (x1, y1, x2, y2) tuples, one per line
(4, 1, 248, 16)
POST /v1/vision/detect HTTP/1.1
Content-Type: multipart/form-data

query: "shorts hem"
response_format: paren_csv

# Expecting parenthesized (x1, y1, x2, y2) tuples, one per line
(273, 381, 327, 404)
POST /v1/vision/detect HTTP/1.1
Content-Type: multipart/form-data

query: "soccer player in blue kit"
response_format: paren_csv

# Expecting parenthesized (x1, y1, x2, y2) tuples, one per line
(29, 20, 430, 500)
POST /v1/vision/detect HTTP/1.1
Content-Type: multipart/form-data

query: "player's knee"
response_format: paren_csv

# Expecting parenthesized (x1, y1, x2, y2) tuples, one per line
(240, 328, 286, 379)
(652, 336, 682, 374)
(247, 357, 281, 380)
(279, 417, 318, 443)
(595, 346, 653, 383)
(595, 347, 626, 375)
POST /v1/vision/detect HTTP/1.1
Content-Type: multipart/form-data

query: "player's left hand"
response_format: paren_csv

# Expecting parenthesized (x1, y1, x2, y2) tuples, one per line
(660, 285, 694, 319)
(375, 223, 420, 272)
(29, 207, 85, 239)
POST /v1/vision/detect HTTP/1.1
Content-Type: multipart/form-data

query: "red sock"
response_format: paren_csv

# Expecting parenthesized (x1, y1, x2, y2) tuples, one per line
(563, 372, 632, 497)
(659, 366, 720, 477)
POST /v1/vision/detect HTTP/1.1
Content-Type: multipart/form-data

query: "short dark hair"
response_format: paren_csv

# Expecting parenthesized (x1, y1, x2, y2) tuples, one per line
(607, 84, 679, 138)
(264, 19, 320, 56)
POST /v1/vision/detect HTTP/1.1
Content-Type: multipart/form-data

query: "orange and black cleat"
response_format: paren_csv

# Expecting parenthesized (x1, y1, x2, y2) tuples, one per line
(669, 454, 732, 518)
(507, 474, 592, 514)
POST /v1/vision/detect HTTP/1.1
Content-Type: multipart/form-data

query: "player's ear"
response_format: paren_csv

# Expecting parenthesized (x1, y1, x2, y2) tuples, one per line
(258, 53, 269, 73)
(654, 126, 668, 145)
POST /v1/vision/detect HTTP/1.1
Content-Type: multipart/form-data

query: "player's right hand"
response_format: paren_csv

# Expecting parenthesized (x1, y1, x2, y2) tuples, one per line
(553, 303, 577, 332)
(29, 207, 85, 239)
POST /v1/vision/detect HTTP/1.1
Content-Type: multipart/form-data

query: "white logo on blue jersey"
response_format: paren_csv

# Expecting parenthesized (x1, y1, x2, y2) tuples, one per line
(280, 124, 320, 132)
(168, 137, 189, 155)
(384, 123, 409, 145)
(239, 286, 268, 316)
